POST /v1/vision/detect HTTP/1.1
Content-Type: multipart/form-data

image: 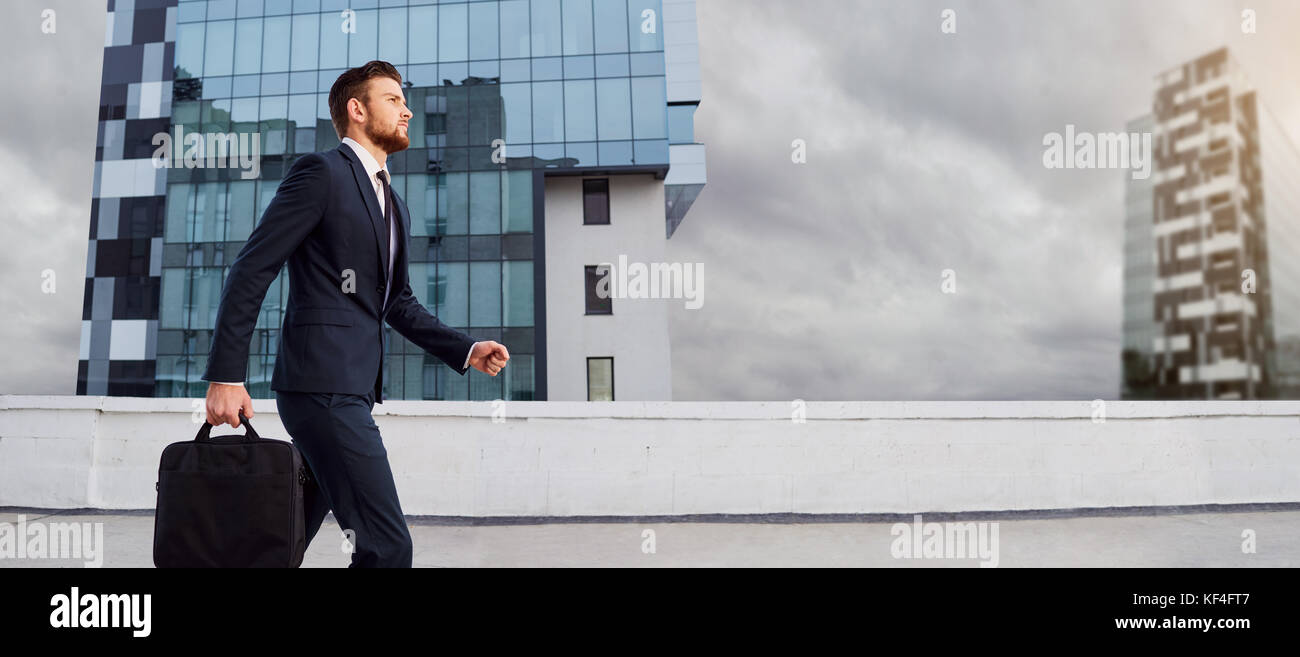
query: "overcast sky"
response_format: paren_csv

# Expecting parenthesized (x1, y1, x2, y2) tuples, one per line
(2, 0, 1298, 399)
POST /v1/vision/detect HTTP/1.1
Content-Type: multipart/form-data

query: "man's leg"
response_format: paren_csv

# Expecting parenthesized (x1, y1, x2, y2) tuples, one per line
(274, 390, 413, 568)
(275, 392, 333, 547)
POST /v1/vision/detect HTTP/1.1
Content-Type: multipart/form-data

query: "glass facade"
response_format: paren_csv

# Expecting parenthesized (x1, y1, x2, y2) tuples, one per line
(1121, 115, 1157, 399)
(89, 0, 676, 401)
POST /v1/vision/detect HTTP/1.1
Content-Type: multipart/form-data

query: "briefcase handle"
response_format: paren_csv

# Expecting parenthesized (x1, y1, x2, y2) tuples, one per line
(195, 411, 261, 442)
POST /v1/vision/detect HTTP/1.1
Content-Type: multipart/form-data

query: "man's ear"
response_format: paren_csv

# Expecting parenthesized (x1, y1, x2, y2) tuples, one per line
(348, 97, 366, 126)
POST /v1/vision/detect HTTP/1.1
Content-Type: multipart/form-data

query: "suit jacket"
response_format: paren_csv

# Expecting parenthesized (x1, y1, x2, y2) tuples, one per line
(202, 143, 476, 403)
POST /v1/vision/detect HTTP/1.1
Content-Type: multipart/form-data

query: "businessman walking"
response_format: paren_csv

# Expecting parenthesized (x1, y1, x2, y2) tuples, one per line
(203, 61, 509, 567)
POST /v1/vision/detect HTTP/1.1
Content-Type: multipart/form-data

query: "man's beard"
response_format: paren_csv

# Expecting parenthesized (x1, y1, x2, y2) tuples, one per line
(365, 120, 409, 154)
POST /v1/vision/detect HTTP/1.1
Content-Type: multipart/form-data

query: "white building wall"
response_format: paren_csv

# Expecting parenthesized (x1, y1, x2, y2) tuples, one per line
(543, 174, 673, 401)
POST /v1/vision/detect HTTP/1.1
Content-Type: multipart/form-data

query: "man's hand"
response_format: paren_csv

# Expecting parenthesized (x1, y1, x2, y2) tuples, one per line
(468, 341, 510, 376)
(206, 382, 255, 428)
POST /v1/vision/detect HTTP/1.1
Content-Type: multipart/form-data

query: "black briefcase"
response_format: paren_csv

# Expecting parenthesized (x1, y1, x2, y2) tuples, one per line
(153, 411, 310, 568)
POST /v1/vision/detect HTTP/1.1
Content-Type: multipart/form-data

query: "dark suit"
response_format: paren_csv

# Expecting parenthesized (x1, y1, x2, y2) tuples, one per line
(203, 142, 476, 567)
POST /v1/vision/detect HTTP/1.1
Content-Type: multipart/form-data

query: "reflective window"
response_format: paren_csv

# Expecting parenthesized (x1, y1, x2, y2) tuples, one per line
(596, 77, 631, 140)
(234, 18, 263, 75)
(563, 55, 595, 79)
(262, 15, 291, 73)
(160, 270, 185, 328)
(439, 3, 468, 62)
(631, 76, 665, 139)
(564, 80, 596, 142)
(469, 171, 501, 235)
(208, 0, 237, 22)
(409, 4, 438, 63)
(204, 21, 235, 78)
(629, 51, 663, 76)
(583, 178, 610, 224)
(291, 13, 319, 71)
(379, 7, 407, 65)
(593, 0, 627, 54)
(627, 0, 663, 52)
(587, 357, 613, 400)
(633, 138, 667, 164)
(434, 262, 467, 327)
(470, 261, 502, 326)
(164, 184, 192, 243)
(176, 22, 206, 78)
(232, 74, 260, 96)
(236, 0, 262, 19)
(504, 260, 534, 327)
(469, 2, 499, 61)
(319, 10, 348, 69)
(598, 139, 633, 165)
(228, 180, 257, 242)
(566, 141, 598, 166)
(594, 53, 628, 77)
(503, 170, 533, 233)
(562, 0, 594, 56)
(500, 0, 530, 58)
(533, 81, 564, 142)
(260, 94, 289, 155)
(531, 57, 563, 81)
(530, 0, 562, 58)
(500, 82, 532, 146)
(667, 104, 695, 143)
(444, 172, 469, 235)
(347, 9, 378, 67)
(585, 264, 612, 313)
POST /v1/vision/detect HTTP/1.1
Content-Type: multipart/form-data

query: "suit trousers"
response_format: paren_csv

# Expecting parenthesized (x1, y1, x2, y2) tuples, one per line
(274, 389, 413, 568)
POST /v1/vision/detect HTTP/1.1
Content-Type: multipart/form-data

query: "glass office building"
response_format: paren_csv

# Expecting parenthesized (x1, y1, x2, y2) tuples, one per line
(1122, 47, 1300, 399)
(79, 0, 705, 401)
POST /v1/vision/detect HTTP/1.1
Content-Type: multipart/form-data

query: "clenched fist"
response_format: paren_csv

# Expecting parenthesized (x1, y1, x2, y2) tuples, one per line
(468, 341, 510, 376)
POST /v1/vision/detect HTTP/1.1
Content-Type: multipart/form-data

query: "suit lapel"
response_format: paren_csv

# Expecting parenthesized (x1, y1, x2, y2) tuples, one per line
(338, 144, 390, 277)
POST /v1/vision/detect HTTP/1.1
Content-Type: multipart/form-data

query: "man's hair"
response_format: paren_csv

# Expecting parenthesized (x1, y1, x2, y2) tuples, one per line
(328, 60, 403, 140)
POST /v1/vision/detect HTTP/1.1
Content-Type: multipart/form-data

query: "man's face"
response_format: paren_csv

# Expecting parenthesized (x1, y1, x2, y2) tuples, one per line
(357, 76, 412, 155)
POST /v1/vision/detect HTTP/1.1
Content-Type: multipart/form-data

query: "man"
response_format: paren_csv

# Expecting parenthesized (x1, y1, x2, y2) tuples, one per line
(202, 60, 509, 567)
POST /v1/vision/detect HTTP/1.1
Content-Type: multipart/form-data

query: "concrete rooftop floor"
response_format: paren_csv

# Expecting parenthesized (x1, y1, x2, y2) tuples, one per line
(1, 507, 1294, 567)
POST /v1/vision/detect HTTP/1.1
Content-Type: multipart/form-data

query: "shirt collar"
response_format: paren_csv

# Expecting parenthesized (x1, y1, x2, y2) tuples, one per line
(341, 137, 389, 182)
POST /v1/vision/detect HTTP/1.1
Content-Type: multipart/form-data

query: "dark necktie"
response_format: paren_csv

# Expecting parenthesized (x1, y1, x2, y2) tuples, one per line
(376, 169, 393, 287)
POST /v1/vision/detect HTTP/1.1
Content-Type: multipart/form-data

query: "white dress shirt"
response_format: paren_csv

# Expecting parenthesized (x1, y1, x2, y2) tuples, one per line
(213, 138, 478, 386)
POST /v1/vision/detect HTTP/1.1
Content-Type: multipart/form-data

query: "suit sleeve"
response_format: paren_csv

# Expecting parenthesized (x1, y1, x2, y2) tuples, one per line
(202, 153, 329, 383)
(386, 281, 478, 376)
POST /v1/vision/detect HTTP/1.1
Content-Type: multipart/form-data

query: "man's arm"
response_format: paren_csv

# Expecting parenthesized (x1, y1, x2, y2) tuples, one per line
(386, 281, 478, 375)
(202, 153, 329, 383)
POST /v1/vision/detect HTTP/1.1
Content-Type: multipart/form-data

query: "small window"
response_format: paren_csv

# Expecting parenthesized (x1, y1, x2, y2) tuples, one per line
(587, 357, 614, 401)
(583, 178, 609, 225)
(584, 265, 612, 315)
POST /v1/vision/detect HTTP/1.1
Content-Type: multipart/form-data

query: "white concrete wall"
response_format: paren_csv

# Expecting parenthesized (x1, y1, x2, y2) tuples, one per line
(663, 0, 702, 104)
(543, 174, 673, 401)
(4, 396, 1300, 515)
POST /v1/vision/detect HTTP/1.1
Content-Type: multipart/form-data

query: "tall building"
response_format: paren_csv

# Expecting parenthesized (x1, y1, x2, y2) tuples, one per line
(78, 0, 706, 402)
(1123, 47, 1300, 399)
